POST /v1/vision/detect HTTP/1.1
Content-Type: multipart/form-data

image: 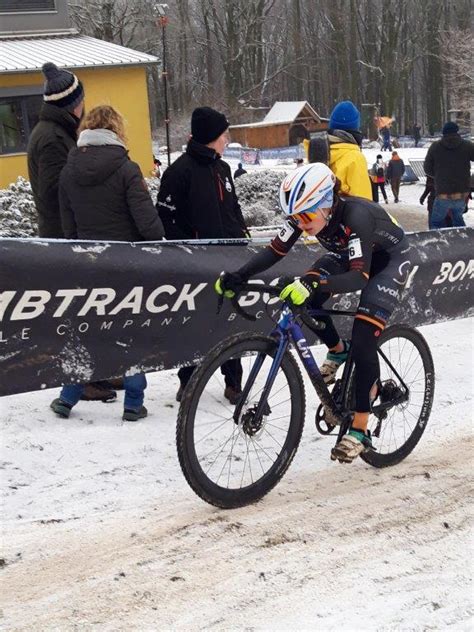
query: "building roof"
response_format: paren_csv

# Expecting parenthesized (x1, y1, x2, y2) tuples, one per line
(263, 101, 321, 123)
(0, 34, 158, 73)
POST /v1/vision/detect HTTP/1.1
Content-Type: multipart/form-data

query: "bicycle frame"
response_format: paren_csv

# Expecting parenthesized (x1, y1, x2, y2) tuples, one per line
(233, 304, 357, 428)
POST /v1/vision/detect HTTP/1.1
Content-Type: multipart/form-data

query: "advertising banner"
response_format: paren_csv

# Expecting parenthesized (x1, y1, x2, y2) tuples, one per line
(1, 229, 473, 396)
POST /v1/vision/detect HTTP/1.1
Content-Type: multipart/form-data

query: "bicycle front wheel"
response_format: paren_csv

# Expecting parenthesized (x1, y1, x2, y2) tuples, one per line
(177, 333, 306, 508)
(354, 325, 435, 468)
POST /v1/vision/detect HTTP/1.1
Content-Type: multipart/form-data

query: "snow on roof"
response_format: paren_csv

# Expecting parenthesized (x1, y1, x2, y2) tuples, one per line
(230, 119, 294, 129)
(0, 35, 158, 73)
(264, 101, 321, 123)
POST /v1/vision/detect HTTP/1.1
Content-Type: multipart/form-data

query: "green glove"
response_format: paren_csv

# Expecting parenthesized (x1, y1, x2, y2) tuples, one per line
(215, 277, 235, 299)
(279, 278, 317, 305)
(214, 272, 244, 299)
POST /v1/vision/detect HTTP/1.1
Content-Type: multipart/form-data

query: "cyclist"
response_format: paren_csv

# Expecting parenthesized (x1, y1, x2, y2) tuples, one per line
(215, 163, 409, 463)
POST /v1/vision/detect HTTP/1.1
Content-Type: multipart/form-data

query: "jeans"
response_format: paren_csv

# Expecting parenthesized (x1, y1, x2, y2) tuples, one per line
(430, 197, 466, 229)
(59, 373, 147, 411)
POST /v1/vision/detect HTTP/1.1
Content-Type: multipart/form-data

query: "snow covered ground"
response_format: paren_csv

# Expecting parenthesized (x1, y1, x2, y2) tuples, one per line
(1, 317, 473, 630)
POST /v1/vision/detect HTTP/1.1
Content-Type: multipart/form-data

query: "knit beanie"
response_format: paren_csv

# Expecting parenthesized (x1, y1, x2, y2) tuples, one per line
(42, 62, 84, 111)
(191, 107, 229, 144)
(442, 121, 459, 135)
(329, 100, 361, 131)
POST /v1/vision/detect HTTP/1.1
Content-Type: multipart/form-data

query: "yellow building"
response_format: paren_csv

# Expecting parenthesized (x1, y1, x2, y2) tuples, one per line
(0, 1, 159, 188)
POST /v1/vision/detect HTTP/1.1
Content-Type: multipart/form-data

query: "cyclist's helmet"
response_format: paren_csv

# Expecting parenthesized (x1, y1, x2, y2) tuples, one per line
(279, 163, 336, 217)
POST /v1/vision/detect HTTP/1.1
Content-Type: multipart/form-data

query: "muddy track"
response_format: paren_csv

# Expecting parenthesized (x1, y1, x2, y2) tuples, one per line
(2, 432, 472, 631)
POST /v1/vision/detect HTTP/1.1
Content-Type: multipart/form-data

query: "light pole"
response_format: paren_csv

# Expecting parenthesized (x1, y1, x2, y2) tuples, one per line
(153, 3, 171, 166)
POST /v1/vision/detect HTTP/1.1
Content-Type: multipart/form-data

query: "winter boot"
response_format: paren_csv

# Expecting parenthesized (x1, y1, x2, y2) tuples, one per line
(50, 398, 73, 419)
(320, 341, 350, 385)
(224, 385, 242, 405)
(122, 405, 148, 422)
(80, 382, 117, 402)
(330, 429, 372, 463)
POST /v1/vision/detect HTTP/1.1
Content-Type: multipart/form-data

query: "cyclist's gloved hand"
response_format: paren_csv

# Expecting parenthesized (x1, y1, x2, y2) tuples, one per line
(279, 278, 318, 306)
(214, 271, 245, 299)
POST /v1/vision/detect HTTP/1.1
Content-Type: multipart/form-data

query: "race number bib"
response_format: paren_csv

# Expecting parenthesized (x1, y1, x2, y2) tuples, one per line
(278, 221, 296, 243)
(348, 237, 362, 260)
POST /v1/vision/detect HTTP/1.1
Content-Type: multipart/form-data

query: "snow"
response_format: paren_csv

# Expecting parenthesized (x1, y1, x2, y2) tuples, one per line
(1, 317, 473, 629)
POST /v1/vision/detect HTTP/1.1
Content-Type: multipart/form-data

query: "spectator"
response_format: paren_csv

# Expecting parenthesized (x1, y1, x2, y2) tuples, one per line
(308, 100, 372, 200)
(371, 154, 388, 203)
(419, 175, 435, 226)
(152, 156, 162, 179)
(50, 105, 164, 423)
(381, 126, 392, 152)
(386, 151, 405, 203)
(28, 62, 84, 237)
(27, 62, 115, 404)
(423, 121, 474, 229)
(413, 123, 421, 148)
(157, 106, 249, 403)
(234, 162, 247, 179)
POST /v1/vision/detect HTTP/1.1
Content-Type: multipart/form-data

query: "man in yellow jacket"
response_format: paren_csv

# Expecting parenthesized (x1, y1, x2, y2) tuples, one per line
(306, 100, 372, 200)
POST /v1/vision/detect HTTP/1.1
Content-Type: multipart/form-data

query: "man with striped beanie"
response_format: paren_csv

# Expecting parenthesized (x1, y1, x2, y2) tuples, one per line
(27, 62, 84, 238)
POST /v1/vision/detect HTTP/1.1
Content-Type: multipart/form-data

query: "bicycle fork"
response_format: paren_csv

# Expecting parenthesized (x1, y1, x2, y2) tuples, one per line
(233, 335, 289, 425)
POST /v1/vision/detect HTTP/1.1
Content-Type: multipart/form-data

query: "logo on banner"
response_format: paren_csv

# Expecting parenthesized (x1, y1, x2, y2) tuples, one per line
(426, 259, 473, 298)
(0, 283, 207, 342)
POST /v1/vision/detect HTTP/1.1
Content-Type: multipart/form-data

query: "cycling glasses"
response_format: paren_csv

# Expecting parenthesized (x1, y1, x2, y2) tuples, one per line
(292, 211, 318, 226)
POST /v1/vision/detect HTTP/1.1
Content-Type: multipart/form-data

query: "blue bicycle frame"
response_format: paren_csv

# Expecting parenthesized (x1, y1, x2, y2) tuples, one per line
(233, 303, 357, 428)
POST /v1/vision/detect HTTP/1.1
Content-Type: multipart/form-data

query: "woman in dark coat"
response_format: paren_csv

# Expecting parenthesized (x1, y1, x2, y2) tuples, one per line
(51, 105, 164, 423)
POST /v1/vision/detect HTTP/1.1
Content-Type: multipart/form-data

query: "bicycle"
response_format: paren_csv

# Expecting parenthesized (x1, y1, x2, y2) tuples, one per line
(176, 283, 435, 509)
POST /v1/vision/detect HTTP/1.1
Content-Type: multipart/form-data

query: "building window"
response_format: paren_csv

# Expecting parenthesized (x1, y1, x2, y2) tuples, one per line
(0, 0, 56, 12)
(0, 95, 43, 154)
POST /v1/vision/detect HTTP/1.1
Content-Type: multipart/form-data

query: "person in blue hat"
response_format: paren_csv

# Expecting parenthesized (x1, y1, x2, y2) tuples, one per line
(309, 100, 372, 200)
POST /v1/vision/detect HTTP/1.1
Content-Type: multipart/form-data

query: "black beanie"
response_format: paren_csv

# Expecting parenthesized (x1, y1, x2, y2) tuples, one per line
(442, 121, 459, 135)
(42, 62, 84, 111)
(191, 107, 229, 145)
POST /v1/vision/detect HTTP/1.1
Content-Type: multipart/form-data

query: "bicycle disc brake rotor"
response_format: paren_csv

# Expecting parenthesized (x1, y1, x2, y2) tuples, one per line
(240, 402, 272, 437)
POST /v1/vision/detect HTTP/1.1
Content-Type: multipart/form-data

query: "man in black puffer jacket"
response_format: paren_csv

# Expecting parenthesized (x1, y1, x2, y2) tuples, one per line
(156, 106, 249, 402)
(27, 62, 84, 238)
(424, 121, 474, 228)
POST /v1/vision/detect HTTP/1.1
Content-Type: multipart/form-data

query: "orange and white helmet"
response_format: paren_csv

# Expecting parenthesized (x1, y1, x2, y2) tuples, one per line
(279, 163, 336, 217)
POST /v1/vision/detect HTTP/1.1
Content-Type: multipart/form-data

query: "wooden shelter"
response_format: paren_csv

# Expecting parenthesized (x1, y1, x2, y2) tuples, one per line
(230, 101, 327, 149)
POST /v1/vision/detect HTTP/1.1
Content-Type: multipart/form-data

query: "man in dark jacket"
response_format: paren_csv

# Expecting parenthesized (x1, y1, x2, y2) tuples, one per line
(157, 106, 249, 402)
(27, 62, 115, 403)
(424, 121, 474, 228)
(234, 162, 247, 179)
(27, 63, 84, 238)
(413, 123, 421, 148)
(386, 151, 405, 202)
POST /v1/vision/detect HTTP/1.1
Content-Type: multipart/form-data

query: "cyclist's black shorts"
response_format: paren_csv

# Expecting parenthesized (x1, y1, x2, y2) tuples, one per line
(311, 239, 409, 329)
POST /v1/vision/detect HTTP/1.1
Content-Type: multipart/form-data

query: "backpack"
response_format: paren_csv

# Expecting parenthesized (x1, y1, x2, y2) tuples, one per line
(308, 133, 330, 165)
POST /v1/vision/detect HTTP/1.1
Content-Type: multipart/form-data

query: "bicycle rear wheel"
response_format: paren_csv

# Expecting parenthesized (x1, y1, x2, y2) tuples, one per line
(177, 333, 305, 508)
(348, 325, 434, 468)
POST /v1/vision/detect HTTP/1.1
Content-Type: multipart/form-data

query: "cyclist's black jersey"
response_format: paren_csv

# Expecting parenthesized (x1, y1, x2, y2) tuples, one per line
(239, 195, 405, 295)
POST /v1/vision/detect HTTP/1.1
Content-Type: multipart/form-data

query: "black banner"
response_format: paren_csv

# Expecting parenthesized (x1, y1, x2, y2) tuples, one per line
(1, 229, 473, 397)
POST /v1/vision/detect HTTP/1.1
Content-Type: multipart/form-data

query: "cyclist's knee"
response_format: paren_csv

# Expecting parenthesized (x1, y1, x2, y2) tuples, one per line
(351, 318, 381, 364)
